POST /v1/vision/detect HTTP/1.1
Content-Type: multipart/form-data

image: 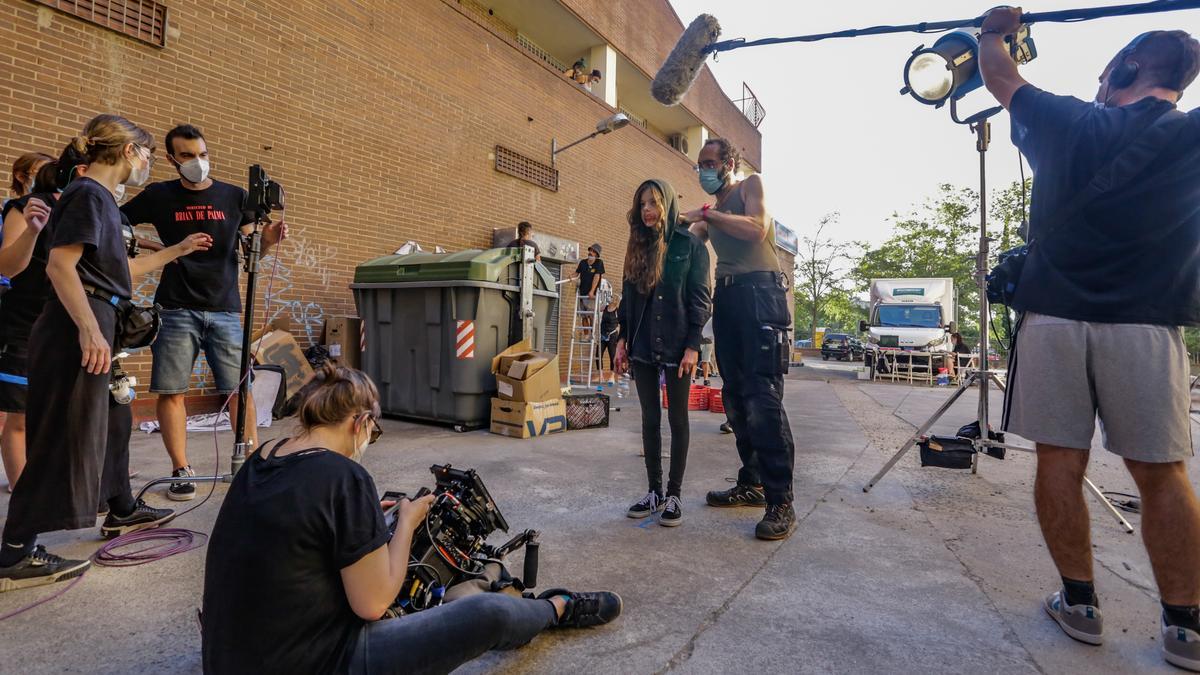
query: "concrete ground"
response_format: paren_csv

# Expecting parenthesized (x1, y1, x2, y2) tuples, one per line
(0, 366, 1193, 674)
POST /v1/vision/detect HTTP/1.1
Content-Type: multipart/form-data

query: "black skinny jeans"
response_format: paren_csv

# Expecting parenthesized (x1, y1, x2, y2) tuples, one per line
(713, 281, 796, 505)
(631, 360, 691, 497)
(347, 593, 557, 675)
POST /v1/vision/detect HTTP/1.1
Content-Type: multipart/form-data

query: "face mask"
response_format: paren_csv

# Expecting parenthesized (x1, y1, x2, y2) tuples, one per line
(174, 157, 210, 184)
(113, 184, 127, 204)
(125, 148, 151, 187)
(349, 425, 369, 464)
(587, 255, 596, 263)
(698, 168, 726, 195)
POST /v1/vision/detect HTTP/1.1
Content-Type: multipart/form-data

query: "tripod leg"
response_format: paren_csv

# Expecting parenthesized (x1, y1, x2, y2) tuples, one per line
(1083, 475, 1136, 534)
(864, 374, 976, 492)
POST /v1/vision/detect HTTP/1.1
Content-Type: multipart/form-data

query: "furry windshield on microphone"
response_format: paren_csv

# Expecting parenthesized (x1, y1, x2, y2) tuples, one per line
(651, 14, 722, 106)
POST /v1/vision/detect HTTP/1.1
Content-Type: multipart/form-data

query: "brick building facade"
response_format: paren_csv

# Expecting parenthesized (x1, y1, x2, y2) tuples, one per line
(0, 0, 783, 410)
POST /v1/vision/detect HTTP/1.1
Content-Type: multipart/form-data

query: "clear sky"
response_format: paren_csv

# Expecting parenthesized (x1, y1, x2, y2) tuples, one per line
(667, 0, 1198, 245)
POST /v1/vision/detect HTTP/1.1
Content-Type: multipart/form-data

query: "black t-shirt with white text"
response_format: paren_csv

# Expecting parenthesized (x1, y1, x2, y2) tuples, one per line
(1010, 86, 1200, 325)
(576, 257, 605, 295)
(202, 443, 389, 674)
(122, 179, 250, 311)
(50, 177, 132, 302)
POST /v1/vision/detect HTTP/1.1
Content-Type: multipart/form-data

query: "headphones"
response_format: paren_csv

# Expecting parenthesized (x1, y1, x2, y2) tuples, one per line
(1108, 32, 1153, 91)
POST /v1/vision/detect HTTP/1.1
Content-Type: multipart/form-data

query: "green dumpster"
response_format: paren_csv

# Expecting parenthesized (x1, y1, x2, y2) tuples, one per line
(351, 249, 559, 430)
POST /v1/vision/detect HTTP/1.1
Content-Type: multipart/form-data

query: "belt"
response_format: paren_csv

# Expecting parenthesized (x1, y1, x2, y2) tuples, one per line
(81, 284, 124, 307)
(716, 270, 782, 288)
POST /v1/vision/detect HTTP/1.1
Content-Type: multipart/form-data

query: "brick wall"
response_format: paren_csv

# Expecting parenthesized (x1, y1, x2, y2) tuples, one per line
(560, 0, 763, 169)
(1, 0, 757, 398)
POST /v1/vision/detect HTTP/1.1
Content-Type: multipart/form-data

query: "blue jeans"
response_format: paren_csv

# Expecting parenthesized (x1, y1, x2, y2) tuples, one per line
(346, 594, 557, 675)
(150, 309, 244, 394)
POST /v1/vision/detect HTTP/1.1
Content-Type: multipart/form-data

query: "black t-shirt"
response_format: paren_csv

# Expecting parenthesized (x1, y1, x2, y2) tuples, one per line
(202, 443, 389, 674)
(0, 193, 56, 345)
(1010, 85, 1200, 325)
(575, 257, 605, 295)
(505, 237, 541, 258)
(121, 179, 250, 311)
(50, 177, 132, 302)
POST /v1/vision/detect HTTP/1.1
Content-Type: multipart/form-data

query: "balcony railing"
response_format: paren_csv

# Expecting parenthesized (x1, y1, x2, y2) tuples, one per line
(516, 33, 566, 72)
(734, 82, 766, 129)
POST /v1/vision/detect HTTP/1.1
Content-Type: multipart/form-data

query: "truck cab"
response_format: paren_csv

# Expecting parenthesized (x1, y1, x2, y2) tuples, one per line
(860, 278, 956, 362)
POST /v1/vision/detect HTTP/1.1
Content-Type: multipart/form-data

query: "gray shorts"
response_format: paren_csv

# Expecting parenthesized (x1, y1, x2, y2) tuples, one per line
(1004, 312, 1193, 463)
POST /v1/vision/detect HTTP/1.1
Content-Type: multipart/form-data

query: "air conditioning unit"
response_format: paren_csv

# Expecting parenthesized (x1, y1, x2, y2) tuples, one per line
(668, 133, 688, 155)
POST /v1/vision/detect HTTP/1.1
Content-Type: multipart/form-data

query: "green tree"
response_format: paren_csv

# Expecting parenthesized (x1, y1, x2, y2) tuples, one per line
(794, 213, 856, 341)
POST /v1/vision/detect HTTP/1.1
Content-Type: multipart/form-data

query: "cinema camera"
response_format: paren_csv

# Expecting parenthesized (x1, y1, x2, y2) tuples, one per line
(382, 464, 540, 616)
(246, 164, 285, 221)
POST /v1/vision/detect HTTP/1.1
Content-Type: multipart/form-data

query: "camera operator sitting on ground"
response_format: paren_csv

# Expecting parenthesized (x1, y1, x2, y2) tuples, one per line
(201, 364, 622, 674)
(979, 7, 1200, 670)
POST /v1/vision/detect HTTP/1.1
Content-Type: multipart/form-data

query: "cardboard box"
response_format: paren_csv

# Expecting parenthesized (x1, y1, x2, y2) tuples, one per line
(324, 316, 363, 370)
(489, 398, 566, 439)
(491, 340, 561, 402)
(250, 329, 315, 401)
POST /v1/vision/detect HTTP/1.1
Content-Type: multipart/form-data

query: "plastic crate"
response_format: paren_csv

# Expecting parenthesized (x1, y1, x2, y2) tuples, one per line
(709, 387, 724, 414)
(662, 384, 710, 411)
(564, 393, 610, 430)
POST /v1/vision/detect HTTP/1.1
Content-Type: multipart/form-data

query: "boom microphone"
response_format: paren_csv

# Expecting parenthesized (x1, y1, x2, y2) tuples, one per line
(651, 14, 721, 106)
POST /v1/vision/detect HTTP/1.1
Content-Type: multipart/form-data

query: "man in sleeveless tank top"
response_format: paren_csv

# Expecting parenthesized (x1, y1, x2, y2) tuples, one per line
(685, 138, 797, 541)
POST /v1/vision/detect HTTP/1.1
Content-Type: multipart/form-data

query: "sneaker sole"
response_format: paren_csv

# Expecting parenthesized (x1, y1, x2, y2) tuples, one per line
(1043, 596, 1103, 646)
(658, 515, 683, 527)
(1164, 646, 1200, 673)
(100, 512, 178, 540)
(0, 559, 91, 593)
(626, 509, 657, 519)
(167, 487, 196, 502)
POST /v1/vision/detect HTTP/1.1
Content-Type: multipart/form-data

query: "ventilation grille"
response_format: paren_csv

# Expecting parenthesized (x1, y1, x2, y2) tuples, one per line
(33, 0, 169, 47)
(495, 145, 558, 192)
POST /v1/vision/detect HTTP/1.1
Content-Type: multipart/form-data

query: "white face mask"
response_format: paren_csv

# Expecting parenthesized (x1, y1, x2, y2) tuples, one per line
(125, 147, 151, 187)
(348, 419, 370, 464)
(113, 184, 127, 204)
(175, 157, 210, 184)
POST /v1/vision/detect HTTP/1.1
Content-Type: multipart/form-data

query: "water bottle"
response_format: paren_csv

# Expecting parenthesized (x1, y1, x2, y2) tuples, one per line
(617, 373, 630, 399)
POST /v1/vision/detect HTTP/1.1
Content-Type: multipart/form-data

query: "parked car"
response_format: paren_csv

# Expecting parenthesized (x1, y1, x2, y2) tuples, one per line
(794, 338, 813, 349)
(821, 333, 864, 361)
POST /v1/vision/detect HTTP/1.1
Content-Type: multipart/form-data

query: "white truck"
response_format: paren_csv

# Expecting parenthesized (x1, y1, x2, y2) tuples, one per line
(859, 278, 956, 360)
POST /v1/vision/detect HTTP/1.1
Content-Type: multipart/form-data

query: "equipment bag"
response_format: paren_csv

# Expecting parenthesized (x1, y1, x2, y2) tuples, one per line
(919, 435, 976, 470)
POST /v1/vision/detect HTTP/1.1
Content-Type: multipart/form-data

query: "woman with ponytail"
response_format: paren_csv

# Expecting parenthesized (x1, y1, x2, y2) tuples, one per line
(202, 364, 622, 674)
(0, 115, 211, 591)
(614, 179, 712, 527)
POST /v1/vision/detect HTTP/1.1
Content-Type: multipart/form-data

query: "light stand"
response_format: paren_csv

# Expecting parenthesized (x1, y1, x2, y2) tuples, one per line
(862, 100, 1134, 534)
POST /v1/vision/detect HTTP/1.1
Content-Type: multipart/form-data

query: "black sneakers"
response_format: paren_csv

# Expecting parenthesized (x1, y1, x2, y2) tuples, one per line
(706, 483, 766, 507)
(626, 492, 663, 518)
(167, 465, 196, 501)
(755, 502, 797, 540)
(658, 495, 683, 527)
(539, 588, 623, 628)
(100, 499, 176, 539)
(0, 545, 91, 592)
(719, 421, 733, 434)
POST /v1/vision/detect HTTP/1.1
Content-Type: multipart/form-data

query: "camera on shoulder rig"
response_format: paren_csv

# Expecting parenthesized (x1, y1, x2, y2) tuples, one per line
(382, 464, 540, 616)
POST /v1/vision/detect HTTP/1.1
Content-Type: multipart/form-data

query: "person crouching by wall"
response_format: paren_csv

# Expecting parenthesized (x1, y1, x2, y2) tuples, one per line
(614, 179, 711, 527)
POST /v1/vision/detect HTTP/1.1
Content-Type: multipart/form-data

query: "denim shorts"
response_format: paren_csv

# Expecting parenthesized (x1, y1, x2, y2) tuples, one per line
(150, 309, 244, 394)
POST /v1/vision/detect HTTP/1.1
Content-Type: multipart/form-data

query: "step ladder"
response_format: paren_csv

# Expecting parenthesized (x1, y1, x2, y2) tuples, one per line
(566, 278, 612, 390)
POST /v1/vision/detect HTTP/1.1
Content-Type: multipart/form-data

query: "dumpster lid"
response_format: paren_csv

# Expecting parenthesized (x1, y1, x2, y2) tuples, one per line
(354, 248, 555, 289)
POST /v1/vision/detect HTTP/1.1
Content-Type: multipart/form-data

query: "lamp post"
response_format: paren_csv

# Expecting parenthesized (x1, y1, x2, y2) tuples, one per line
(550, 112, 631, 170)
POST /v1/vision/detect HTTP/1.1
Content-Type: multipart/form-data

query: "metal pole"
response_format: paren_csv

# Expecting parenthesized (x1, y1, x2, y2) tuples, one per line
(230, 223, 262, 477)
(973, 117, 991, 474)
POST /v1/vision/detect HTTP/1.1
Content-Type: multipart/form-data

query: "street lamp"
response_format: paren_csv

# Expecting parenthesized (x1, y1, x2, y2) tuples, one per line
(551, 112, 630, 168)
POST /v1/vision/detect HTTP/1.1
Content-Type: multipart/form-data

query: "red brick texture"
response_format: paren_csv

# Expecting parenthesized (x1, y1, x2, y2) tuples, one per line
(0, 0, 764, 397)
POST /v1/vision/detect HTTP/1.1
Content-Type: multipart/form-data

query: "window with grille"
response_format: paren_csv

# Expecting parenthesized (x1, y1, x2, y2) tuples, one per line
(495, 145, 558, 192)
(32, 0, 169, 48)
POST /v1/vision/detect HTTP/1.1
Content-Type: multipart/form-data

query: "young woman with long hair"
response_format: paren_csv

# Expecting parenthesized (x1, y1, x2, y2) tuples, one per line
(614, 179, 712, 527)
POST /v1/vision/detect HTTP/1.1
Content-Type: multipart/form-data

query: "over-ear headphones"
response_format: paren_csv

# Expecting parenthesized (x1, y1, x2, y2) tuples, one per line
(1109, 32, 1154, 91)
